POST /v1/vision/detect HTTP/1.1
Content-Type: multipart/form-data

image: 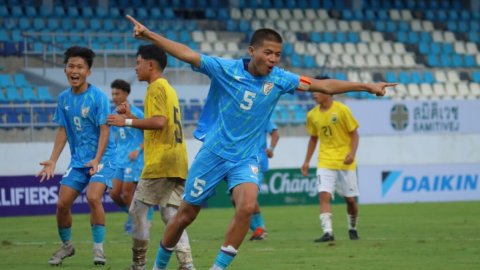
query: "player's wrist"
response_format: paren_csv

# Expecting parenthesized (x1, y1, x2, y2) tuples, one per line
(125, 119, 133, 126)
(268, 146, 275, 153)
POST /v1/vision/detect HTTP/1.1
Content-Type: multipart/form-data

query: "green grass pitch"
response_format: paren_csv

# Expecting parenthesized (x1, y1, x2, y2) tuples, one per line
(1, 201, 479, 270)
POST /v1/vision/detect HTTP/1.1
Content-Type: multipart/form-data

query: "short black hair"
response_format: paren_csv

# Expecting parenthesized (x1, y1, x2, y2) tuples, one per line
(315, 75, 331, 80)
(250, 28, 283, 47)
(111, 79, 131, 94)
(64, 46, 95, 68)
(136, 44, 167, 71)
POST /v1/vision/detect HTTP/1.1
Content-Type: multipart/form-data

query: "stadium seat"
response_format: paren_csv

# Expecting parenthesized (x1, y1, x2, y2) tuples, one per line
(5, 87, 23, 103)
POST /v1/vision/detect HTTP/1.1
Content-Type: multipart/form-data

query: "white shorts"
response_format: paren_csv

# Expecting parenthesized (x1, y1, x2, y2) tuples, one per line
(316, 168, 359, 198)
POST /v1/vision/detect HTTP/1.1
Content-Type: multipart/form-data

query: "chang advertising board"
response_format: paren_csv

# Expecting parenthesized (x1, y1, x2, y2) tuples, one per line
(345, 100, 480, 135)
(205, 168, 343, 208)
(358, 164, 480, 204)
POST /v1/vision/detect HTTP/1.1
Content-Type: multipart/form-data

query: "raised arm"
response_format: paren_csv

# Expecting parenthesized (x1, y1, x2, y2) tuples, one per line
(299, 77, 397, 96)
(126, 15, 201, 68)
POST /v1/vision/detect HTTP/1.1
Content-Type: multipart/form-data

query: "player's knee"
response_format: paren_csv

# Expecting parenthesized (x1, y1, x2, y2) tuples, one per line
(109, 189, 122, 202)
(85, 193, 102, 206)
(235, 202, 256, 218)
(56, 200, 70, 213)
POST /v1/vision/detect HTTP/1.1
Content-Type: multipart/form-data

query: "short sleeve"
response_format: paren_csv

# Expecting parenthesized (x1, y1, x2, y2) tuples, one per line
(53, 96, 66, 127)
(305, 110, 318, 136)
(150, 85, 168, 117)
(266, 120, 277, 133)
(191, 54, 223, 78)
(342, 106, 359, 132)
(273, 68, 300, 95)
(95, 92, 110, 126)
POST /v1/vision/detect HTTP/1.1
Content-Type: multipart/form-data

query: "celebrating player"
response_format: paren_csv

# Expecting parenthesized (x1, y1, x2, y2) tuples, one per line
(126, 14, 395, 270)
(37, 46, 116, 266)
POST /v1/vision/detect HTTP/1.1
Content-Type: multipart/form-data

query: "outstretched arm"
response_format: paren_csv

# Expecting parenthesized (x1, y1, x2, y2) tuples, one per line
(299, 77, 397, 96)
(37, 127, 67, 182)
(126, 15, 201, 68)
(107, 114, 166, 130)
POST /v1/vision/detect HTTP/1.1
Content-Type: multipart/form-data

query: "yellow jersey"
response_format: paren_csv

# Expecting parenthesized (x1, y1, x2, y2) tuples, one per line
(141, 78, 188, 179)
(306, 101, 359, 170)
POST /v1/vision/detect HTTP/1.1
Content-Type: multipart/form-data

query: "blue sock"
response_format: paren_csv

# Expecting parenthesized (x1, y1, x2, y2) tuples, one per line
(256, 212, 265, 229)
(250, 213, 263, 230)
(154, 242, 173, 269)
(213, 246, 237, 269)
(147, 206, 154, 222)
(58, 227, 71, 243)
(91, 224, 105, 244)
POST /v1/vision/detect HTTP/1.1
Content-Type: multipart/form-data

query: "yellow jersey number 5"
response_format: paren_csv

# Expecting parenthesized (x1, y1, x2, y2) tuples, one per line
(173, 106, 183, 143)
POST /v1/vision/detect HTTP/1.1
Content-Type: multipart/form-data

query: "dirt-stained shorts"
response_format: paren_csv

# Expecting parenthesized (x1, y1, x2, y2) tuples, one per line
(133, 177, 185, 207)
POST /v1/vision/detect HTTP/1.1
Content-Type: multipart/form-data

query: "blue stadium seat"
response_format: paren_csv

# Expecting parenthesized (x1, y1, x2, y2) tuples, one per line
(472, 71, 480, 83)
(25, 6, 36, 17)
(464, 55, 476, 67)
(0, 74, 14, 88)
(13, 73, 29, 88)
(53, 6, 65, 17)
(37, 86, 54, 102)
(18, 18, 30, 30)
(11, 6, 23, 17)
(440, 54, 452, 67)
(423, 71, 435, 83)
(5, 87, 23, 103)
(0, 89, 8, 104)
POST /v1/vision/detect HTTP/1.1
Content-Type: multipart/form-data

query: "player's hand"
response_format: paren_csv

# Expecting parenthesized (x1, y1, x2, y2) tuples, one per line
(128, 149, 139, 161)
(266, 148, 274, 158)
(107, 114, 126, 126)
(344, 152, 355, 165)
(85, 159, 99, 175)
(301, 162, 309, 177)
(116, 102, 131, 115)
(37, 160, 56, 182)
(365, 82, 397, 96)
(126, 15, 150, 40)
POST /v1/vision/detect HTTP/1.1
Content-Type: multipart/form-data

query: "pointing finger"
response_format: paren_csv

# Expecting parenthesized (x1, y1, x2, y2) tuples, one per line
(126, 14, 139, 25)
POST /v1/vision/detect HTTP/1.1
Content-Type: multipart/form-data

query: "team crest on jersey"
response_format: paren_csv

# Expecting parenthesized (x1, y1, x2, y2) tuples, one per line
(125, 167, 132, 174)
(262, 82, 274, 95)
(81, 107, 90, 118)
(250, 165, 259, 175)
(331, 113, 338, 124)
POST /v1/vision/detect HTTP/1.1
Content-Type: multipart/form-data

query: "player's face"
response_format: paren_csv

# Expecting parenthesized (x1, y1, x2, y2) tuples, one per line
(135, 55, 150, 82)
(249, 40, 282, 76)
(64, 57, 91, 89)
(312, 92, 331, 104)
(111, 88, 127, 106)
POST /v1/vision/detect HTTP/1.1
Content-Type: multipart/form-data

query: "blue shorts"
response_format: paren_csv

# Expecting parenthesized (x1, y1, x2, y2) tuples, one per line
(60, 161, 115, 193)
(113, 166, 141, 183)
(183, 147, 260, 205)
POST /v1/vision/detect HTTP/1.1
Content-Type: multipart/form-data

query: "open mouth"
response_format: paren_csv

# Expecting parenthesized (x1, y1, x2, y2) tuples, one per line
(70, 75, 80, 83)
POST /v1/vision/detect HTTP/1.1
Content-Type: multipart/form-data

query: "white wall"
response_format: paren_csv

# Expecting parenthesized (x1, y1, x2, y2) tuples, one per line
(2, 134, 479, 176)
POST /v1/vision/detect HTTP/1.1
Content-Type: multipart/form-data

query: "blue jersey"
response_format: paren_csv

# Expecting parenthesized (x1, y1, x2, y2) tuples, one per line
(111, 104, 144, 168)
(258, 120, 277, 173)
(193, 55, 299, 161)
(54, 84, 116, 168)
